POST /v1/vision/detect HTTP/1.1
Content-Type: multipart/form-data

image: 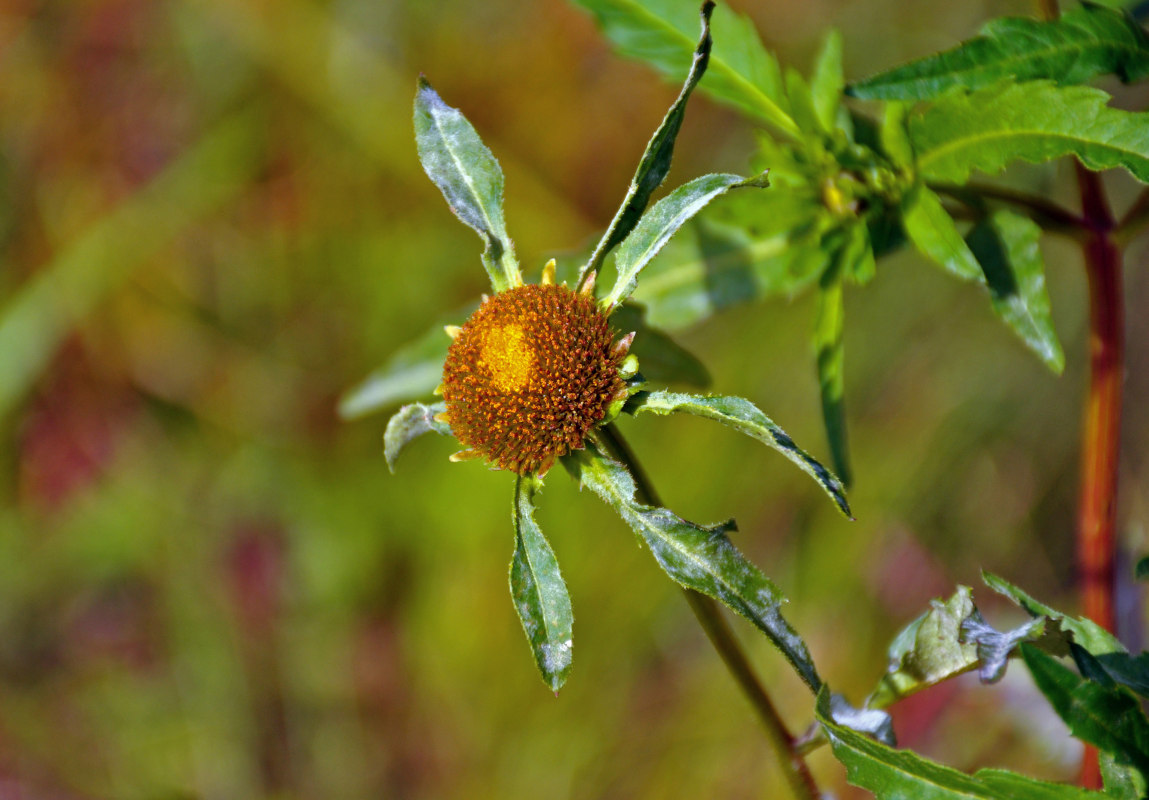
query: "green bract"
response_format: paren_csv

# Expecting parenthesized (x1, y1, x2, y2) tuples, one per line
(344, 3, 852, 694)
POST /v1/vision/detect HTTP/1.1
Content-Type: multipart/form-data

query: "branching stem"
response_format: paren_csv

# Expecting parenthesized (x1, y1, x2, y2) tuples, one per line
(597, 423, 821, 800)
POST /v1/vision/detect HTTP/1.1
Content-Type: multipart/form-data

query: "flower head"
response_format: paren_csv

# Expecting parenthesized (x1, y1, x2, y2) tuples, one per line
(441, 280, 629, 475)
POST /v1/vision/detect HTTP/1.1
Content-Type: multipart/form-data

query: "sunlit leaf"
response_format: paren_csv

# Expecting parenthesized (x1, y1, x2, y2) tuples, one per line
(966, 210, 1065, 373)
(414, 77, 521, 292)
(910, 81, 1149, 184)
(1023, 645, 1149, 778)
(901, 184, 983, 282)
(624, 390, 851, 517)
(849, 4, 1149, 100)
(605, 172, 769, 308)
(510, 475, 575, 692)
(818, 688, 1103, 799)
(383, 402, 451, 472)
(1102, 751, 1149, 800)
(811, 29, 844, 133)
(880, 101, 914, 168)
(580, 2, 716, 285)
(983, 571, 1126, 655)
(569, 0, 797, 136)
(562, 444, 823, 691)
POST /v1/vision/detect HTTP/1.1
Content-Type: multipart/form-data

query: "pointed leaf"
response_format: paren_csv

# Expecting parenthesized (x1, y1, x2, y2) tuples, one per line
(629, 192, 829, 329)
(818, 689, 1104, 800)
(624, 390, 851, 517)
(383, 402, 452, 471)
(609, 304, 710, 386)
(881, 101, 915, 168)
(910, 81, 1149, 184)
(580, 2, 716, 285)
(339, 305, 475, 419)
(983, 571, 1126, 655)
(569, 0, 797, 136)
(604, 172, 769, 307)
(966, 209, 1065, 372)
(902, 184, 983, 282)
(811, 30, 844, 133)
(414, 77, 520, 292)
(815, 274, 851, 488)
(849, 4, 1149, 100)
(1022, 645, 1149, 777)
(562, 445, 823, 691)
(510, 475, 574, 692)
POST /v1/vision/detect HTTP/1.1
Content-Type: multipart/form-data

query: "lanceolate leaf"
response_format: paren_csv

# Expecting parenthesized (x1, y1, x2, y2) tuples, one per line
(1022, 645, 1149, 779)
(510, 475, 575, 692)
(811, 30, 845, 134)
(815, 254, 852, 488)
(414, 77, 521, 292)
(570, 0, 797, 136)
(624, 390, 851, 517)
(901, 184, 983, 282)
(580, 2, 716, 285)
(604, 172, 770, 308)
(818, 689, 1103, 800)
(849, 3, 1149, 100)
(983, 571, 1126, 656)
(562, 445, 823, 691)
(383, 402, 451, 471)
(910, 81, 1149, 184)
(966, 210, 1065, 373)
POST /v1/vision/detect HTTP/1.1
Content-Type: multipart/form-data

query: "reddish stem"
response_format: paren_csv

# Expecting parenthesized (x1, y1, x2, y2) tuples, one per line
(1074, 162, 1123, 790)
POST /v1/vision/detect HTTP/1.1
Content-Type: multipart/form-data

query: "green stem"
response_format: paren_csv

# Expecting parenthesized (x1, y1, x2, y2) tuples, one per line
(597, 424, 821, 800)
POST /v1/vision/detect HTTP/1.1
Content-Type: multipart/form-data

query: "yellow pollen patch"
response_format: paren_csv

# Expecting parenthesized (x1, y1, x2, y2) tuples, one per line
(479, 324, 535, 392)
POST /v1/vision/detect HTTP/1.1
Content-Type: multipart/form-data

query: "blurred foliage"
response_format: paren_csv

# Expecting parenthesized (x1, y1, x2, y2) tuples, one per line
(0, 0, 1146, 799)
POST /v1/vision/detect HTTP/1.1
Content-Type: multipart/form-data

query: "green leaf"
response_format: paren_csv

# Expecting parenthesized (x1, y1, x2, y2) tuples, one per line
(910, 80, 1149, 184)
(629, 192, 829, 329)
(339, 308, 470, 419)
(818, 688, 1104, 800)
(848, 3, 1149, 100)
(624, 390, 851, 517)
(983, 571, 1126, 655)
(414, 77, 520, 292)
(383, 402, 452, 471)
(510, 475, 575, 692)
(1135, 555, 1149, 581)
(1086, 651, 1149, 699)
(784, 68, 822, 137)
(609, 304, 710, 386)
(1102, 750, 1149, 800)
(605, 172, 769, 308)
(815, 273, 850, 489)
(1023, 645, 1149, 778)
(580, 2, 716, 285)
(881, 101, 915, 168)
(966, 209, 1065, 373)
(901, 184, 983, 282)
(811, 30, 844, 133)
(562, 445, 823, 691)
(570, 0, 797, 136)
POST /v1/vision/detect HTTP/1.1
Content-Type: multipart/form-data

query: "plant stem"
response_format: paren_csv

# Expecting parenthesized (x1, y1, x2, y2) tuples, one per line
(1075, 161, 1125, 794)
(597, 423, 821, 800)
(930, 181, 1086, 237)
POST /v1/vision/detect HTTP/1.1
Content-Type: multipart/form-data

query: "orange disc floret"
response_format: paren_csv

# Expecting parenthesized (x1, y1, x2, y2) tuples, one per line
(441, 283, 626, 475)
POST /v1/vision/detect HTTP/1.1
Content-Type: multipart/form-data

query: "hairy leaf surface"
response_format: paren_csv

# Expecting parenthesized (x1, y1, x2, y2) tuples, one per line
(383, 402, 451, 471)
(414, 78, 520, 291)
(510, 475, 575, 691)
(562, 445, 822, 691)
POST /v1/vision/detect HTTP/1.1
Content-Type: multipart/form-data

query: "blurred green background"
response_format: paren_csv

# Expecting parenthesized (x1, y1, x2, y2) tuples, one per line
(0, 0, 1147, 797)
